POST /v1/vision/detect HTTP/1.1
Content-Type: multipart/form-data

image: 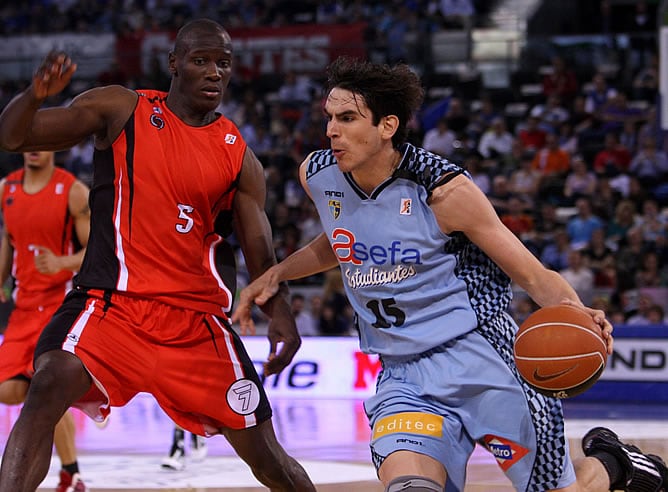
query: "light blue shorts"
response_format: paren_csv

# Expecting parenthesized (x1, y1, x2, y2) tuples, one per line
(365, 314, 576, 492)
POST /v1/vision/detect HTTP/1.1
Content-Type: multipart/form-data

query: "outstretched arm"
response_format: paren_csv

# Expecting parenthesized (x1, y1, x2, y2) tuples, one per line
(232, 157, 339, 333)
(0, 51, 136, 152)
(430, 174, 614, 354)
(232, 147, 303, 376)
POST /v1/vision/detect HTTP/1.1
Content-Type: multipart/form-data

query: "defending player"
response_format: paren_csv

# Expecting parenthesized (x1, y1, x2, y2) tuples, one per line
(0, 19, 315, 492)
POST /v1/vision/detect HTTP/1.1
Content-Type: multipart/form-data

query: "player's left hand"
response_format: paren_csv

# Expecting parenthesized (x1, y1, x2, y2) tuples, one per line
(232, 272, 281, 335)
(32, 245, 63, 274)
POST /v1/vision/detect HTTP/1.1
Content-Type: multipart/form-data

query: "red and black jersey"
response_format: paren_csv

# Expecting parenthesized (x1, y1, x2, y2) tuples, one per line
(1, 167, 76, 309)
(76, 90, 245, 316)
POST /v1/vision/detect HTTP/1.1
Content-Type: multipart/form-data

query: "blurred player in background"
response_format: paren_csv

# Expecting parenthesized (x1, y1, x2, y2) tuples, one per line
(0, 150, 90, 492)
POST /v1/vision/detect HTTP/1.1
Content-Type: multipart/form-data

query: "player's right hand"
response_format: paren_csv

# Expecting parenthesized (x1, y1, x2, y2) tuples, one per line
(232, 272, 281, 335)
(32, 52, 77, 101)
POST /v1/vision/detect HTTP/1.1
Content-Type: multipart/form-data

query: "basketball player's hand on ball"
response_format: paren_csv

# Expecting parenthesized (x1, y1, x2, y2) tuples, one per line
(31, 51, 77, 101)
(561, 298, 614, 354)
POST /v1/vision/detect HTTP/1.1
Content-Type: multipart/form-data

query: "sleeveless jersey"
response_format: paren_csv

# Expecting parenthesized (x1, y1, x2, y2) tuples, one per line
(1, 167, 76, 310)
(75, 90, 244, 316)
(306, 143, 513, 356)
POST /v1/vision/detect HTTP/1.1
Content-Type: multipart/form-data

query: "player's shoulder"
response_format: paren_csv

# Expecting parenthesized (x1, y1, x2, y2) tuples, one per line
(135, 88, 166, 103)
(74, 84, 137, 107)
(304, 149, 336, 179)
(400, 144, 468, 191)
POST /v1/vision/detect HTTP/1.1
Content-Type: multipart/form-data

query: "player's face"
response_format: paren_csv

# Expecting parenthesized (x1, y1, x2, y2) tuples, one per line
(324, 87, 388, 174)
(170, 31, 233, 114)
(23, 151, 54, 170)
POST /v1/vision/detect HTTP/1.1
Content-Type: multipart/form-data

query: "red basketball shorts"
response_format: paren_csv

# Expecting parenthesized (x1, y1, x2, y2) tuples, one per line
(35, 288, 272, 436)
(0, 302, 60, 382)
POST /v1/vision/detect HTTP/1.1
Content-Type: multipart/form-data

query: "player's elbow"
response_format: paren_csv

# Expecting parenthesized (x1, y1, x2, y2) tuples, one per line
(0, 129, 26, 152)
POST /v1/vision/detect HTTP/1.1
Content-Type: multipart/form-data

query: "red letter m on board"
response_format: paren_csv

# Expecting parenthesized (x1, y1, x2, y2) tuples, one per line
(354, 352, 382, 389)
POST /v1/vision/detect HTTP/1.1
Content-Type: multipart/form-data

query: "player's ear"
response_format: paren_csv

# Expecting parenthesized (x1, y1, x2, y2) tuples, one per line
(381, 115, 399, 140)
(168, 52, 177, 76)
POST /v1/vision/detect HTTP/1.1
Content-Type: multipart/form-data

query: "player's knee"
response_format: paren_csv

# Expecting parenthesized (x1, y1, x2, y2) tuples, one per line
(0, 379, 28, 405)
(32, 351, 91, 399)
(386, 475, 443, 492)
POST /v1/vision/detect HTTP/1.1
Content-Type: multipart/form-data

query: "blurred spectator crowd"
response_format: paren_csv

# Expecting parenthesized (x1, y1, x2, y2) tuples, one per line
(0, 0, 666, 335)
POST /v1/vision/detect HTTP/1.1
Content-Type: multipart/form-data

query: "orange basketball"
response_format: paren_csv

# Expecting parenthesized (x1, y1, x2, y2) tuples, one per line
(513, 304, 607, 398)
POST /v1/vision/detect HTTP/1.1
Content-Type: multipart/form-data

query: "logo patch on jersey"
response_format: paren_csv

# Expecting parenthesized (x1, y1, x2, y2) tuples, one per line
(66, 333, 79, 343)
(152, 106, 163, 114)
(225, 134, 237, 144)
(55, 183, 64, 195)
(331, 228, 419, 289)
(329, 199, 341, 220)
(400, 198, 412, 215)
(9, 185, 16, 193)
(226, 378, 261, 415)
(483, 434, 529, 471)
(372, 412, 443, 440)
(150, 114, 165, 130)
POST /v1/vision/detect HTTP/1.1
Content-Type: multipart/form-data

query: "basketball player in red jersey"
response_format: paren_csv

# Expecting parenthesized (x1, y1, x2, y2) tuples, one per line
(0, 150, 90, 492)
(0, 19, 315, 492)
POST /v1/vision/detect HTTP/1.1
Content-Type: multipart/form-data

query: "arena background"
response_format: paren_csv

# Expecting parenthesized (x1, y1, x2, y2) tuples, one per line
(0, 1, 667, 490)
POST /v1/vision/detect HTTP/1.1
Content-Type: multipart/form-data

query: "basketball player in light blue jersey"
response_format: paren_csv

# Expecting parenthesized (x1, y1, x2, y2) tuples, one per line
(233, 57, 667, 492)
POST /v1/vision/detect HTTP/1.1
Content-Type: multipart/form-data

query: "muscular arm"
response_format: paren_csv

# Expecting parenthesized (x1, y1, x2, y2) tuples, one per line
(429, 174, 613, 350)
(232, 156, 339, 331)
(59, 180, 90, 271)
(0, 180, 13, 301)
(233, 149, 282, 295)
(234, 154, 338, 290)
(32, 179, 91, 275)
(0, 52, 136, 152)
(430, 175, 581, 307)
(232, 148, 301, 375)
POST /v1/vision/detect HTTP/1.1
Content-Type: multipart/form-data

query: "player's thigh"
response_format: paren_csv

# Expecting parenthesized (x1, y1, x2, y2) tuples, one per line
(155, 314, 272, 435)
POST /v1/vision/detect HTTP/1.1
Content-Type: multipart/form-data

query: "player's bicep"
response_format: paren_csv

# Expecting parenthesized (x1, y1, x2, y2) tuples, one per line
(69, 180, 91, 246)
(25, 86, 133, 151)
(299, 153, 314, 200)
(430, 175, 545, 284)
(233, 149, 276, 279)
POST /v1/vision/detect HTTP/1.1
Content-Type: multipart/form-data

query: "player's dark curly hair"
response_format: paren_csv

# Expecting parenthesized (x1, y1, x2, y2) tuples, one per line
(324, 56, 425, 148)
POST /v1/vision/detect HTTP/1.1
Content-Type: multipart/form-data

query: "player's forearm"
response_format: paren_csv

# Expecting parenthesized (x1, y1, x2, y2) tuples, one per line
(272, 233, 338, 282)
(0, 236, 13, 286)
(58, 248, 86, 272)
(0, 88, 44, 151)
(524, 268, 583, 308)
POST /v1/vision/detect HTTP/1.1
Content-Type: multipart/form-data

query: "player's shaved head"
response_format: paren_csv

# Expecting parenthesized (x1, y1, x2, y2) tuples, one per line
(173, 19, 230, 56)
